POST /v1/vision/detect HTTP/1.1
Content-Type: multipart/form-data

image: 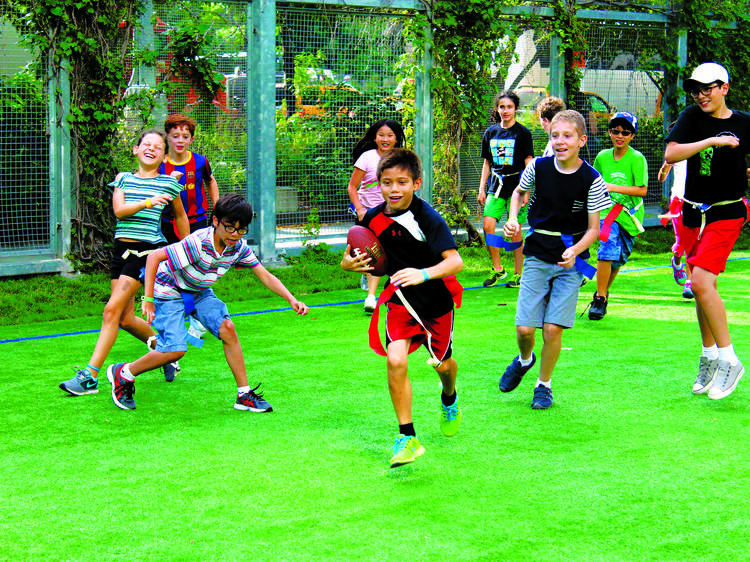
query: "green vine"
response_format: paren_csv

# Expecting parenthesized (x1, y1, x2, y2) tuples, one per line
(552, 0, 588, 108)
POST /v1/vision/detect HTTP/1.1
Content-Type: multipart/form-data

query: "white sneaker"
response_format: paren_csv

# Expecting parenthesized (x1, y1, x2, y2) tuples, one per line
(692, 356, 719, 394)
(708, 360, 744, 400)
(187, 316, 207, 339)
(364, 294, 377, 313)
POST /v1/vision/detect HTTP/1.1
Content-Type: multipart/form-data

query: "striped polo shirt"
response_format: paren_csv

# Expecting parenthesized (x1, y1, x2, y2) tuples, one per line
(154, 227, 259, 299)
(111, 173, 182, 244)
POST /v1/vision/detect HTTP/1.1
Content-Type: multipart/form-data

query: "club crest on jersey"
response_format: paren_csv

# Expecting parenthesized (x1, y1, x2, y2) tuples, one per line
(187, 171, 196, 180)
(186, 182, 196, 190)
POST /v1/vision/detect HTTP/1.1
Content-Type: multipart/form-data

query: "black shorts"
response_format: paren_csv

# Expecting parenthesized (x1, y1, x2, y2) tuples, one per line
(110, 240, 162, 281)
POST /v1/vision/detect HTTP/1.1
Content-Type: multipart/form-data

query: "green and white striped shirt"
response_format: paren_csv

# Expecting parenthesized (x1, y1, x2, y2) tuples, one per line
(111, 173, 182, 244)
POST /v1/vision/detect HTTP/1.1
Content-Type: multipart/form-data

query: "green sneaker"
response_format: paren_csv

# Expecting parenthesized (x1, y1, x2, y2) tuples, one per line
(506, 273, 522, 288)
(439, 394, 462, 437)
(389, 434, 425, 468)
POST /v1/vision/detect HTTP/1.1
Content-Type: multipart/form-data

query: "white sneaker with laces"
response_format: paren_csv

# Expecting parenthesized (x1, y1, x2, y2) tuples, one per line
(708, 360, 744, 400)
(364, 294, 377, 313)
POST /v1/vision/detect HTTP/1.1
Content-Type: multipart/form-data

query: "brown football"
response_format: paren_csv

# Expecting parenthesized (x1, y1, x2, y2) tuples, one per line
(347, 225, 388, 276)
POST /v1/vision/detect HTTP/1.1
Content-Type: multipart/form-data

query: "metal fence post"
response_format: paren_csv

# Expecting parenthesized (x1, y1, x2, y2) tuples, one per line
(415, 24, 433, 204)
(249, 0, 277, 260)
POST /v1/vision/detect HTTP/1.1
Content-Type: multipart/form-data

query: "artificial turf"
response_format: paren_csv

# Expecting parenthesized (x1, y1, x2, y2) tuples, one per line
(1, 253, 748, 560)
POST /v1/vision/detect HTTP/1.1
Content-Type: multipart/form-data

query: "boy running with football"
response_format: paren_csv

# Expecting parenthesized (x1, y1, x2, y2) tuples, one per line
(341, 148, 464, 468)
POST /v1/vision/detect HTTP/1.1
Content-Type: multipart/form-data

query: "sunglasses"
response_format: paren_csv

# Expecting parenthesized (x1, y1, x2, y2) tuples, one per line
(609, 128, 633, 137)
(688, 83, 721, 98)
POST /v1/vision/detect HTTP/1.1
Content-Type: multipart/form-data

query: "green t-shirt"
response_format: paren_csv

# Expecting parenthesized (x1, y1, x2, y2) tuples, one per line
(593, 147, 648, 236)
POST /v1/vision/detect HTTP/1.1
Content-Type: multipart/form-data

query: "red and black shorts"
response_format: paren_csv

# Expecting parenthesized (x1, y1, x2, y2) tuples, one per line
(385, 303, 454, 361)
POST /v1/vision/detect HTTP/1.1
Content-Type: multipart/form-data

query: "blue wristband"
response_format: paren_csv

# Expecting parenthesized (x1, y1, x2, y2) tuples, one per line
(421, 269, 430, 282)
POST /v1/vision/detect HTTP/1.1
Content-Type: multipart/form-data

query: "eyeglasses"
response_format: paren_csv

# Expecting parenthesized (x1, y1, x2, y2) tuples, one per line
(219, 221, 248, 235)
(609, 128, 633, 137)
(688, 83, 721, 98)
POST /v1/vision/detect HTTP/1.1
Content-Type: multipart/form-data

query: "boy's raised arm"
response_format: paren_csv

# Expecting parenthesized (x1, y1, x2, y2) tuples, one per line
(251, 263, 309, 316)
(665, 136, 739, 164)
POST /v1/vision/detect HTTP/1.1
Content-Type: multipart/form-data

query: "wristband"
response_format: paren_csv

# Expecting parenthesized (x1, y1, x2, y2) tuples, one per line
(421, 269, 430, 282)
(141, 296, 154, 303)
(145, 199, 153, 209)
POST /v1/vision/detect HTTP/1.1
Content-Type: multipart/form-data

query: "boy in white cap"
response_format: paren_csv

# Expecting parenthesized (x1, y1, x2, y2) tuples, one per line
(588, 111, 648, 320)
(665, 62, 750, 400)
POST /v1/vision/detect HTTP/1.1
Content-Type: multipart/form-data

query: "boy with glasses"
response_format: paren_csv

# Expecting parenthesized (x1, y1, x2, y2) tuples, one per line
(665, 62, 750, 400)
(588, 112, 648, 320)
(105, 193, 309, 411)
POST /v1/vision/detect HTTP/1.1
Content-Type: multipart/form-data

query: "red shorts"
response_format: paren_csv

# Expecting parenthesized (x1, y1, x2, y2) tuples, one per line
(677, 217, 744, 275)
(385, 303, 454, 361)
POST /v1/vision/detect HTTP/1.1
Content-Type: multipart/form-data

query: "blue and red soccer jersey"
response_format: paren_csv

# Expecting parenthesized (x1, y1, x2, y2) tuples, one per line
(160, 151, 214, 225)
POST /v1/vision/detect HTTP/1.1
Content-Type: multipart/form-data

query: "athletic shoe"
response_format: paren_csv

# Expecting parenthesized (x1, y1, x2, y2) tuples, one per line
(708, 360, 744, 400)
(671, 256, 687, 286)
(499, 353, 536, 393)
(588, 292, 607, 320)
(389, 434, 425, 468)
(59, 369, 99, 396)
(439, 394, 462, 437)
(107, 363, 135, 410)
(506, 273, 522, 288)
(692, 356, 719, 395)
(682, 280, 694, 300)
(234, 384, 273, 412)
(363, 294, 377, 314)
(531, 384, 553, 409)
(483, 267, 507, 287)
(163, 361, 180, 382)
(360, 274, 369, 291)
(187, 316, 207, 339)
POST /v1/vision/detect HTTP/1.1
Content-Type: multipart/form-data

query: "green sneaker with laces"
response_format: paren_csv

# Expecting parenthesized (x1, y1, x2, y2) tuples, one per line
(439, 394, 462, 437)
(389, 434, 425, 468)
(506, 273, 522, 288)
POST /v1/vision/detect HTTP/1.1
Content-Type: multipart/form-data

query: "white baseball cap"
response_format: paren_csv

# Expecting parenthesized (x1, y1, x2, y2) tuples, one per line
(684, 63, 729, 90)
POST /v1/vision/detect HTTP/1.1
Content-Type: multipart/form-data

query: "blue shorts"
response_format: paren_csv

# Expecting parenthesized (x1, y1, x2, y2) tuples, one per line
(152, 289, 230, 352)
(515, 256, 583, 329)
(597, 221, 634, 269)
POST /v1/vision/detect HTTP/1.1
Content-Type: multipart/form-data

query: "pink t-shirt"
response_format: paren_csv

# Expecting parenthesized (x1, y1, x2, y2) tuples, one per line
(353, 149, 384, 209)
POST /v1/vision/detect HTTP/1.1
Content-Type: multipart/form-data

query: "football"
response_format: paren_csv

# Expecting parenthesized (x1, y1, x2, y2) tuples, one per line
(347, 225, 388, 276)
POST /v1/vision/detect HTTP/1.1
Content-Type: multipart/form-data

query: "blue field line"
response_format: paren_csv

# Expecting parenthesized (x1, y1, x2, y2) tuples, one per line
(2, 255, 749, 345)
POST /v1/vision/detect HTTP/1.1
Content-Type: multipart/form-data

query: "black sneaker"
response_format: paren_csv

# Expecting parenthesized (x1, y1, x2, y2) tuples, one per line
(106, 363, 136, 410)
(483, 267, 508, 287)
(234, 383, 273, 412)
(163, 361, 180, 382)
(588, 292, 607, 320)
(499, 353, 536, 393)
(531, 384, 553, 409)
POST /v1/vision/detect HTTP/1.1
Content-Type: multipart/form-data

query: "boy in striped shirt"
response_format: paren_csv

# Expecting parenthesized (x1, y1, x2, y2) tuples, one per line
(106, 194, 309, 411)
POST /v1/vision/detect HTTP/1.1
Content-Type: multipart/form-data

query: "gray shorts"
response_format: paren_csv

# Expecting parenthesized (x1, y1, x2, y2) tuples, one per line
(152, 288, 230, 352)
(515, 256, 583, 329)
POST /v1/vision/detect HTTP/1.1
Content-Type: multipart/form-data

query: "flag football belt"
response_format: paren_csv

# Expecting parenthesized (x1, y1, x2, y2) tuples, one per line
(368, 275, 463, 362)
(599, 200, 645, 242)
(179, 290, 205, 348)
(680, 196, 744, 237)
(658, 197, 683, 226)
(485, 232, 523, 251)
(527, 227, 596, 279)
(490, 170, 521, 199)
(121, 248, 158, 259)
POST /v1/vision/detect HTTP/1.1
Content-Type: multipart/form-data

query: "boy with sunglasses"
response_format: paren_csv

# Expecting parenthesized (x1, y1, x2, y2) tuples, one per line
(665, 62, 750, 400)
(105, 193, 309, 411)
(588, 112, 648, 320)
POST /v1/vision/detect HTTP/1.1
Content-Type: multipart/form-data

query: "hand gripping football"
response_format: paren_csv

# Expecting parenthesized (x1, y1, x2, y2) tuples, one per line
(347, 225, 388, 276)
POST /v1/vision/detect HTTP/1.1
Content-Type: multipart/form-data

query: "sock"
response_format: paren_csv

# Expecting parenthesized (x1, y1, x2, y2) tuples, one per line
(120, 363, 135, 382)
(536, 378, 551, 389)
(441, 390, 457, 407)
(702, 345, 719, 360)
(519, 354, 533, 367)
(84, 364, 100, 378)
(717, 345, 739, 366)
(237, 385, 250, 396)
(399, 423, 416, 437)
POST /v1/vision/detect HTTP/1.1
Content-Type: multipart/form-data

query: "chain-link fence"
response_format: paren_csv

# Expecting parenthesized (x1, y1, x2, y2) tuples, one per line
(460, 16, 668, 223)
(0, 16, 51, 254)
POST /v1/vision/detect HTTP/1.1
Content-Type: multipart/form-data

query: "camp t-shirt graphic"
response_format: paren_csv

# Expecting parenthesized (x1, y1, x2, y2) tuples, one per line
(490, 138, 516, 167)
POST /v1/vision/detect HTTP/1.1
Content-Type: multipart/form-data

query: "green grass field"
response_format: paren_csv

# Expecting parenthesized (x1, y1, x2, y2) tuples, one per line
(1, 250, 749, 560)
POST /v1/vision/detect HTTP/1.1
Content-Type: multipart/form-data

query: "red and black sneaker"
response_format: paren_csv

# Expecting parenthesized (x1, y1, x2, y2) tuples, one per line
(106, 363, 136, 410)
(234, 383, 273, 412)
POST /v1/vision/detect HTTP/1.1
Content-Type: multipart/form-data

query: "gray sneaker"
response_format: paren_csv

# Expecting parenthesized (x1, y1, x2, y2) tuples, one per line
(692, 357, 719, 394)
(59, 369, 99, 396)
(708, 360, 744, 400)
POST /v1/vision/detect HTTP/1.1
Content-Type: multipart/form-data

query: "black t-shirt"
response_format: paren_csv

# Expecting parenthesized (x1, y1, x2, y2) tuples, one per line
(666, 105, 750, 227)
(480, 122, 535, 199)
(359, 197, 458, 318)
